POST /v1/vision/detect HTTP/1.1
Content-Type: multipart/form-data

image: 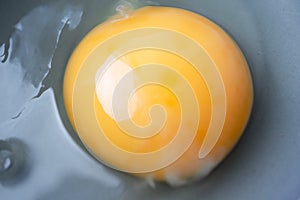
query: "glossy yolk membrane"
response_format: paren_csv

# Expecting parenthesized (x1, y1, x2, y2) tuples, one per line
(63, 6, 253, 186)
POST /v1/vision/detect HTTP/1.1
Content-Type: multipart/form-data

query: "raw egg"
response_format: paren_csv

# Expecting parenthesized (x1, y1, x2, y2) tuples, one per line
(63, 6, 253, 186)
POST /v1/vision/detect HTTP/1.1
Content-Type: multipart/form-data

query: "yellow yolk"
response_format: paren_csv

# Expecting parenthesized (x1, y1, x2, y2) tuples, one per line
(63, 6, 253, 186)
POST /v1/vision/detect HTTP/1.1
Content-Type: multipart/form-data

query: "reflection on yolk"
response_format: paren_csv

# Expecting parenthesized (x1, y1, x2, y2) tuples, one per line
(63, 6, 253, 186)
(95, 59, 135, 121)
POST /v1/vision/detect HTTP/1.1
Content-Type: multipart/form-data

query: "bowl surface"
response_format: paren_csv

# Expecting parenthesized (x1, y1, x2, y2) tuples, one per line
(0, 0, 299, 200)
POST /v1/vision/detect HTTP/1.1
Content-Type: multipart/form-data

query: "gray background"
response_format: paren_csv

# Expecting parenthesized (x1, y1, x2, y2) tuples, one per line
(0, 0, 299, 199)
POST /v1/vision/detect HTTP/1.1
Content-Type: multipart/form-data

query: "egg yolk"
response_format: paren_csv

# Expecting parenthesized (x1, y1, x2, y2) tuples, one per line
(63, 6, 253, 186)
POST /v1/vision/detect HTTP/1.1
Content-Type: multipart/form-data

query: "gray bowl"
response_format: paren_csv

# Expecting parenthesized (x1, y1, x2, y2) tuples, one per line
(0, 0, 299, 199)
